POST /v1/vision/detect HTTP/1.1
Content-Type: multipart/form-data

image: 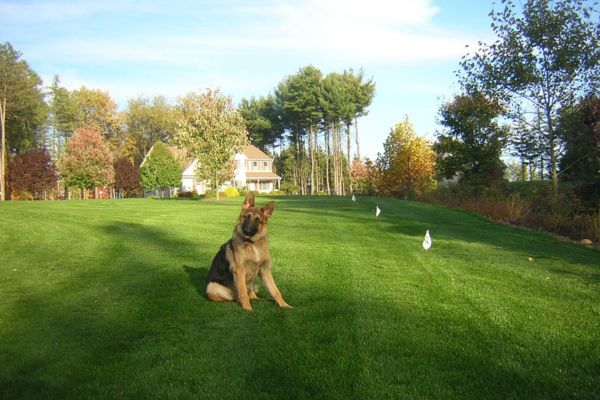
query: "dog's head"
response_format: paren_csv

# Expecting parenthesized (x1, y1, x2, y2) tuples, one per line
(237, 192, 275, 240)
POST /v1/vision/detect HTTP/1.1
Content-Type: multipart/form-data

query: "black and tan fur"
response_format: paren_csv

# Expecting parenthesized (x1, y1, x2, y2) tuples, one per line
(204, 192, 291, 311)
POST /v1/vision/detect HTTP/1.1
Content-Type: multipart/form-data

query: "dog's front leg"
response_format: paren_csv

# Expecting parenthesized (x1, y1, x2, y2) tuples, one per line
(260, 263, 291, 308)
(233, 267, 253, 311)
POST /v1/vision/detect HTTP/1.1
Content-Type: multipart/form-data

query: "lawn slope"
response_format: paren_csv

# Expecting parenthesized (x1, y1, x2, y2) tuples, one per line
(0, 197, 599, 399)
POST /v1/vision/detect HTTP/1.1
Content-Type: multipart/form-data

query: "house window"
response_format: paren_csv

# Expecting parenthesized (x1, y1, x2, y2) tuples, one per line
(252, 161, 258, 171)
(263, 161, 268, 171)
(259, 182, 269, 192)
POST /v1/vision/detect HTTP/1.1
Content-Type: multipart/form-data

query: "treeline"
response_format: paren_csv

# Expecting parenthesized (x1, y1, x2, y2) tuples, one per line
(240, 66, 375, 195)
(0, 41, 377, 199)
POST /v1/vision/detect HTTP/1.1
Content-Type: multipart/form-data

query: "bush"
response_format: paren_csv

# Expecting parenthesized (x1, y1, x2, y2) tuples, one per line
(280, 182, 299, 195)
(203, 189, 216, 199)
(223, 187, 240, 198)
(177, 191, 200, 199)
(268, 190, 286, 196)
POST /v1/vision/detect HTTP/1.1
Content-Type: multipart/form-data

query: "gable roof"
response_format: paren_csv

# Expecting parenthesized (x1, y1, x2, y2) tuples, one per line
(243, 145, 272, 160)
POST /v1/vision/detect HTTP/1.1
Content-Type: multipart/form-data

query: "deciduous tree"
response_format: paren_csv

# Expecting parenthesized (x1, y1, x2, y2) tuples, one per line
(377, 117, 436, 198)
(7, 148, 57, 200)
(139, 142, 182, 198)
(122, 96, 176, 166)
(58, 125, 114, 199)
(114, 157, 140, 198)
(174, 89, 248, 200)
(460, 0, 600, 191)
(436, 93, 508, 190)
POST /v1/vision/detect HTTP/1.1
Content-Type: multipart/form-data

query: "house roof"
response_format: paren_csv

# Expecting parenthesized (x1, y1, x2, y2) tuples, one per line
(245, 171, 281, 180)
(243, 145, 272, 160)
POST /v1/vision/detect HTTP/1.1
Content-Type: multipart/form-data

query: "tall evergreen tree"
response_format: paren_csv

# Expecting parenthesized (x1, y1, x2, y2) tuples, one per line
(0, 42, 48, 200)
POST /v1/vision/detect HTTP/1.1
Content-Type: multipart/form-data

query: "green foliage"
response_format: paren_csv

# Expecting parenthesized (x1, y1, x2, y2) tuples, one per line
(436, 93, 508, 189)
(238, 95, 283, 151)
(279, 181, 299, 195)
(139, 142, 182, 197)
(558, 95, 600, 183)
(459, 0, 600, 189)
(0, 42, 48, 154)
(48, 76, 80, 157)
(175, 89, 248, 200)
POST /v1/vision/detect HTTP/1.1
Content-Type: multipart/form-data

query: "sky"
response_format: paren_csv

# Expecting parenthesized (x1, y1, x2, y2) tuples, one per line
(0, 0, 498, 159)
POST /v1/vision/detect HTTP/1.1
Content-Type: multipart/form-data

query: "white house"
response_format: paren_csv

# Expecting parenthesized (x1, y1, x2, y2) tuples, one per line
(145, 144, 281, 195)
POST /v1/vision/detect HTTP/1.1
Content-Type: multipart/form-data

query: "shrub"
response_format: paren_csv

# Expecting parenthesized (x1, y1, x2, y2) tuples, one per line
(203, 189, 216, 198)
(223, 187, 240, 197)
(177, 191, 194, 198)
(280, 182, 299, 195)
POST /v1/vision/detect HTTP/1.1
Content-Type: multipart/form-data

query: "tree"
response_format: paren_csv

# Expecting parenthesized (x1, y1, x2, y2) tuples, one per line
(122, 96, 176, 166)
(341, 69, 375, 161)
(376, 117, 436, 198)
(71, 86, 121, 139)
(277, 66, 323, 194)
(7, 148, 57, 200)
(48, 76, 79, 158)
(114, 157, 140, 198)
(351, 158, 376, 196)
(58, 125, 114, 199)
(0, 42, 48, 201)
(174, 89, 248, 200)
(558, 95, 600, 182)
(139, 142, 182, 198)
(460, 0, 600, 191)
(436, 93, 508, 190)
(238, 95, 284, 153)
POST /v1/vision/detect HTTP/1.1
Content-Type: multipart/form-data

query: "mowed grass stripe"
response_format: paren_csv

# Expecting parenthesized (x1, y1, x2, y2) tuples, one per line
(0, 197, 599, 399)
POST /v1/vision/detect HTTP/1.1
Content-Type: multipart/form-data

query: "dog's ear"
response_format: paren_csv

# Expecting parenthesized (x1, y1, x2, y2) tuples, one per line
(242, 191, 255, 211)
(262, 201, 275, 219)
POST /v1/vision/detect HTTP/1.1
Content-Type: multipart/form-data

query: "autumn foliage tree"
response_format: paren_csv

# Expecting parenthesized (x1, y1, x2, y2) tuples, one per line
(351, 158, 376, 196)
(376, 117, 436, 198)
(7, 148, 57, 200)
(58, 125, 114, 199)
(114, 157, 140, 198)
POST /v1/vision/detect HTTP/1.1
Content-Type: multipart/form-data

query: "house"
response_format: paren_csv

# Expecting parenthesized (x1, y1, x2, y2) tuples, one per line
(144, 144, 281, 195)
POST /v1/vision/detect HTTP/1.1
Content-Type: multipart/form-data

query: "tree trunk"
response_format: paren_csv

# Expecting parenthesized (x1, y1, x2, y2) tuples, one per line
(0, 96, 6, 201)
(326, 128, 331, 195)
(545, 110, 558, 192)
(346, 122, 353, 194)
(309, 124, 315, 195)
(354, 116, 360, 161)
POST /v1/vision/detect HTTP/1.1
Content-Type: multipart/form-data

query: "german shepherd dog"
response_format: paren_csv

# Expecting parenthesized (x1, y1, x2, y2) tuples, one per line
(204, 192, 291, 311)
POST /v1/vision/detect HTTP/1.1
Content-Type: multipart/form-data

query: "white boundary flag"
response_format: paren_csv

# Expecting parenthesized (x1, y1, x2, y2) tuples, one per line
(422, 230, 432, 250)
(376, 206, 381, 217)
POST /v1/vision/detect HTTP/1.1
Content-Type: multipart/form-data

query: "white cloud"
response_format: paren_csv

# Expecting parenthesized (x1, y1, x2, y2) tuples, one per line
(15, 0, 471, 67)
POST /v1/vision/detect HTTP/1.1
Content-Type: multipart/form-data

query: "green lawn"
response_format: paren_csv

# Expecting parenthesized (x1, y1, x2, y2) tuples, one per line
(1, 196, 599, 399)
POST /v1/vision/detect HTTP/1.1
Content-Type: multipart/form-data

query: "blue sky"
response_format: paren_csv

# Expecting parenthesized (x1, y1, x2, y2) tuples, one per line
(0, 0, 497, 159)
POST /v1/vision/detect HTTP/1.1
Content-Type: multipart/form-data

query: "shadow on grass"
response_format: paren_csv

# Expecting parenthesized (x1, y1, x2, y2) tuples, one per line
(183, 265, 210, 299)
